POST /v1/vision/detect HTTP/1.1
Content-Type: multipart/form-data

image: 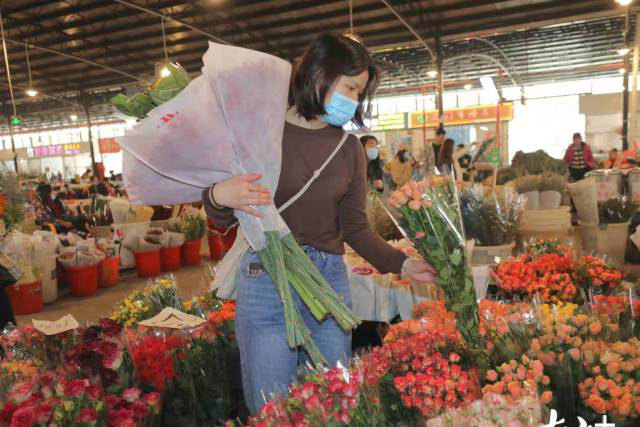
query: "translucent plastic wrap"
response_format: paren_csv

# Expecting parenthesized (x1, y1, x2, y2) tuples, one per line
(117, 42, 292, 251)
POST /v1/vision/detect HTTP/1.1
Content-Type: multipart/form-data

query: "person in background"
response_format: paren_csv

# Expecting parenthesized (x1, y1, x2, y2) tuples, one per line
(457, 144, 472, 169)
(563, 132, 593, 182)
(89, 176, 109, 197)
(34, 183, 74, 232)
(433, 126, 446, 162)
(604, 148, 627, 169)
(81, 168, 91, 182)
(109, 170, 117, 182)
(437, 138, 455, 176)
(384, 149, 415, 189)
(0, 264, 17, 331)
(360, 135, 384, 192)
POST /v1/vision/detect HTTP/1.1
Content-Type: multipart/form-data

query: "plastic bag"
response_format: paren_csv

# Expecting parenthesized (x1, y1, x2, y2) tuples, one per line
(117, 42, 292, 251)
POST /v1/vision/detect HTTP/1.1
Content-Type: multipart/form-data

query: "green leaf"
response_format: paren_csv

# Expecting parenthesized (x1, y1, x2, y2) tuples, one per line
(439, 267, 450, 280)
(464, 278, 473, 294)
(449, 249, 462, 266)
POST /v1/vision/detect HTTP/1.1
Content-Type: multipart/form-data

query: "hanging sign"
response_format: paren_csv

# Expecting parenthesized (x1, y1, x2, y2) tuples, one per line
(409, 103, 513, 128)
(26, 142, 88, 158)
(10, 116, 21, 126)
(99, 138, 121, 154)
(370, 113, 407, 131)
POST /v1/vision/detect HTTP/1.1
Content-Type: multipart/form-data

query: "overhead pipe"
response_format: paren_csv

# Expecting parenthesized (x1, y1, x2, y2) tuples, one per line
(3, 38, 144, 82)
(378, 0, 436, 60)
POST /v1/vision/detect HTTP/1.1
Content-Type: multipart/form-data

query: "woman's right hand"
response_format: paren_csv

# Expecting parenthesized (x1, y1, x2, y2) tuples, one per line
(212, 173, 273, 218)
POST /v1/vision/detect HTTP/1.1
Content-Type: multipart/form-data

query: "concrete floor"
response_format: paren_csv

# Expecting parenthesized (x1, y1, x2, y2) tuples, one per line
(16, 260, 217, 326)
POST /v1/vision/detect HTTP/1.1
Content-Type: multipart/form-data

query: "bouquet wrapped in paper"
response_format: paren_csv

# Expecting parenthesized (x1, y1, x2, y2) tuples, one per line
(117, 42, 359, 364)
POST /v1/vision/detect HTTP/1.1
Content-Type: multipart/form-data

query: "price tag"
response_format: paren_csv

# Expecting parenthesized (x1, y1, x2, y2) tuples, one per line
(32, 315, 79, 336)
(138, 307, 206, 330)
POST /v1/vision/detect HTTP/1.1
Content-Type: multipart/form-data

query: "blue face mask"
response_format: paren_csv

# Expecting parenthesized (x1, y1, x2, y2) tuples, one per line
(320, 91, 359, 127)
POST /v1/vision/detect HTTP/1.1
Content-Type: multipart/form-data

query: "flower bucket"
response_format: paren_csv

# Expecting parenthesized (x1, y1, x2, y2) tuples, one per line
(471, 242, 515, 266)
(539, 190, 562, 210)
(207, 221, 238, 260)
(7, 280, 43, 315)
(181, 240, 202, 266)
(523, 191, 540, 210)
(578, 221, 630, 265)
(35, 256, 58, 304)
(134, 250, 161, 278)
(160, 246, 181, 272)
(66, 264, 99, 297)
(98, 256, 120, 288)
(91, 225, 112, 239)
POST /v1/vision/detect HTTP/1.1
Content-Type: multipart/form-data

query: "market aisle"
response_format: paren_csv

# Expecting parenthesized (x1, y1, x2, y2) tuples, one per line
(15, 262, 216, 325)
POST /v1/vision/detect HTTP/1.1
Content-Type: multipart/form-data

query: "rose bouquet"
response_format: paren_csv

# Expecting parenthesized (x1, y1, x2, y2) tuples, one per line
(574, 255, 623, 295)
(483, 355, 552, 406)
(387, 178, 487, 367)
(64, 319, 136, 395)
(104, 388, 162, 427)
(0, 324, 75, 370)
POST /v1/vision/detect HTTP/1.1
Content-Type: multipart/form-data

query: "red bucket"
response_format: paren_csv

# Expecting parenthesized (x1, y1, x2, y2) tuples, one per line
(66, 264, 99, 297)
(134, 250, 161, 278)
(181, 240, 202, 266)
(7, 280, 43, 315)
(207, 221, 238, 261)
(99, 257, 120, 288)
(160, 246, 181, 272)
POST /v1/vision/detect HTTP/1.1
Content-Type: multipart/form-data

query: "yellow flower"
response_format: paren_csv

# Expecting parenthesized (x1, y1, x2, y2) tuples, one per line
(63, 400, 74, 411)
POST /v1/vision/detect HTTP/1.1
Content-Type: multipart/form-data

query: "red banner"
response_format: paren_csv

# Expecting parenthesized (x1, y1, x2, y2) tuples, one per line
(99, 138, 120, 154)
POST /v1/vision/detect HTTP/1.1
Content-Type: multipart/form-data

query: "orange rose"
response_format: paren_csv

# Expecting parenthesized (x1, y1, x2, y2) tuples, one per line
(586, 394, 607, 414)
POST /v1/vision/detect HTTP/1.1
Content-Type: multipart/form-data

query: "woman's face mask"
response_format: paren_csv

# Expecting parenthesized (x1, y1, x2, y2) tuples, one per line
(366, 147, 379, 160)
(320, 91, 358, 127)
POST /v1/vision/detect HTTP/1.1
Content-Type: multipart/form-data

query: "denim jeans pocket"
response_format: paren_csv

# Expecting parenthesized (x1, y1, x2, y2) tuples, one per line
(238, 252, 269, 280)
(324, 254, 347, 274)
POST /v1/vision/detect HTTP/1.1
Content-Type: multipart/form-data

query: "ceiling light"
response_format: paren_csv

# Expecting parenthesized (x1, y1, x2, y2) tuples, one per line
(618, 47, 631, 56)
(616, 0, 633, 6)
(70, 114, 78, 121)
(160, 66, 171, 78)
(480, 126, 489, 131)
(427, 69, 438, 78)
(464, 83, 472, 90)
(25, 89, 38, 97)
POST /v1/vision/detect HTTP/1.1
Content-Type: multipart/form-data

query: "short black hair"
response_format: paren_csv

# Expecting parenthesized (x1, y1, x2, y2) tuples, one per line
(359, 135, 377, 146)
(289, 33, 379, 128)
(457, 144, 464, 149)
(436, 126, 446, 136)
(573, 132, 582, 140)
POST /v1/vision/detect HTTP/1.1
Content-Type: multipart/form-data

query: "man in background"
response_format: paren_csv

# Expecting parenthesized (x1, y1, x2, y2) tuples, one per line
(563, 132, 593, 182)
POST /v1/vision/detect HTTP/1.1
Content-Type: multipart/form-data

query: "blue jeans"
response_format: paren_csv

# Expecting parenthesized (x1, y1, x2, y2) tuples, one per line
(235, 246, 352, 414)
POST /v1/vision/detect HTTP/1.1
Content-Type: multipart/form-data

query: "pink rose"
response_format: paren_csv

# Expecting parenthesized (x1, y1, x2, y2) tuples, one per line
(86, 385, 102, 400)
(107, 408, 135, 427)
(9, 382, 34, 405)
(63, 379, 88, 398)
(121, 388, 141, 403)
(401, 184, 413, 197)
(486, 370, 498, 382)
(99, 341, 123, 370)
(142, 392, 161, 409)
(568, 348, 581, 361)
(130, 401, 148, 420)
(75, 408, 98, 424)
(105, 395, 120, 409)
(408, 200, 421, 211)
(394, 192, 408, 206)
(415, 231, 426, 239)
(10, 406, 36, 427)
(34, 403, 52, 424)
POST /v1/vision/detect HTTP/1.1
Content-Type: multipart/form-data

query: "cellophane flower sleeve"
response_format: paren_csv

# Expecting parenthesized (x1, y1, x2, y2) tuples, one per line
(117, 42, 292, 251)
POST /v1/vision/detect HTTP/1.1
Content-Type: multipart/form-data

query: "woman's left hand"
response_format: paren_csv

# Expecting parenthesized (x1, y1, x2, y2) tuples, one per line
(402, 258, 436, 282)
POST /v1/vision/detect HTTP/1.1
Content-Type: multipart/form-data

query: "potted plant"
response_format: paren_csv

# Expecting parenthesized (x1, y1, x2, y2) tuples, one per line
(178, 206, 206, 266)
(514, 175, 541, 210)
(538, 173, 567, 210)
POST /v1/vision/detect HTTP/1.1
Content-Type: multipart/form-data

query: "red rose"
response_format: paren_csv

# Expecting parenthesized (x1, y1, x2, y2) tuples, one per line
(63, 379, 89, 398)
(142, 392, 161, 410)
(86, 385, 102, 400)
(75, 408, 98, 424)
(107, 408, 135, 426)
(105, 395, 120, 409)
(10, 406, 36, 427)
(0, 402, 17, 423)
(130, 401, 148, 420)
(34, 404, 52, 423)
(121, 388, 141, 403)
(99, 318, 123, 337)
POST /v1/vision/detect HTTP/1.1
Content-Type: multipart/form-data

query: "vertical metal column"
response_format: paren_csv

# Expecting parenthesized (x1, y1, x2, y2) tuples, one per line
(623, 9, 631, 150)
(629, 13, 640, 151)
(436, 37, 444, 128)
(84, 99, 97, 175)
(6, 114, 17, 173)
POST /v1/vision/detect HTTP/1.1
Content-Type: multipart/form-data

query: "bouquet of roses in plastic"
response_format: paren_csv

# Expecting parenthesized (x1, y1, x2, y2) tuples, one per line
(64, 318, 136, 395)
(574, 255, 623, 296)
(0, 323, 75, 370)
(104, 387, 162, 427)
(387, 177, 487, 367)
(129, 322, 232, 426)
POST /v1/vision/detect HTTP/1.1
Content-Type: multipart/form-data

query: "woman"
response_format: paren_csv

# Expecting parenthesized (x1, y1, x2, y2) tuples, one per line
(202, 33, 434, 414)
(437, 138, 455, 176)
(360, 135, 384, 192)
(384, 149, 415, 189)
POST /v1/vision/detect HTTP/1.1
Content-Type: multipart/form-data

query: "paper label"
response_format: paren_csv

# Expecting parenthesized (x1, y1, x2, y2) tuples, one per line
(138, 307, 206, 329)
(32, 314, 79, 336)
(0, 255, 23, 281)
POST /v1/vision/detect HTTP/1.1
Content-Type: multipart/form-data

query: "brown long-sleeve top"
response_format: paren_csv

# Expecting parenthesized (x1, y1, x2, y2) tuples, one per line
(202, 121, 407, 274)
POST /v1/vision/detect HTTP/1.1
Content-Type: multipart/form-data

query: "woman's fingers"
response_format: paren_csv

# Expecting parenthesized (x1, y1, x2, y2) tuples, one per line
(248, 183, 271, 195)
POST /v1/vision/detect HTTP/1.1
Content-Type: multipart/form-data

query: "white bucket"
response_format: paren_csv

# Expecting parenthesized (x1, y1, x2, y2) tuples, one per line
(113, 222, 150, 269)
(523, 191, 540, 210)
(34, 255, 57, 303)
(471, 242, 515, 265)
(578, 222, 630, 265)
(539, 191, 562, 210)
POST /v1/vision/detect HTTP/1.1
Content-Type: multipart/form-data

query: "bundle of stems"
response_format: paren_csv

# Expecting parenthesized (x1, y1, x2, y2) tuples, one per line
(257, 231, 360, 365)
